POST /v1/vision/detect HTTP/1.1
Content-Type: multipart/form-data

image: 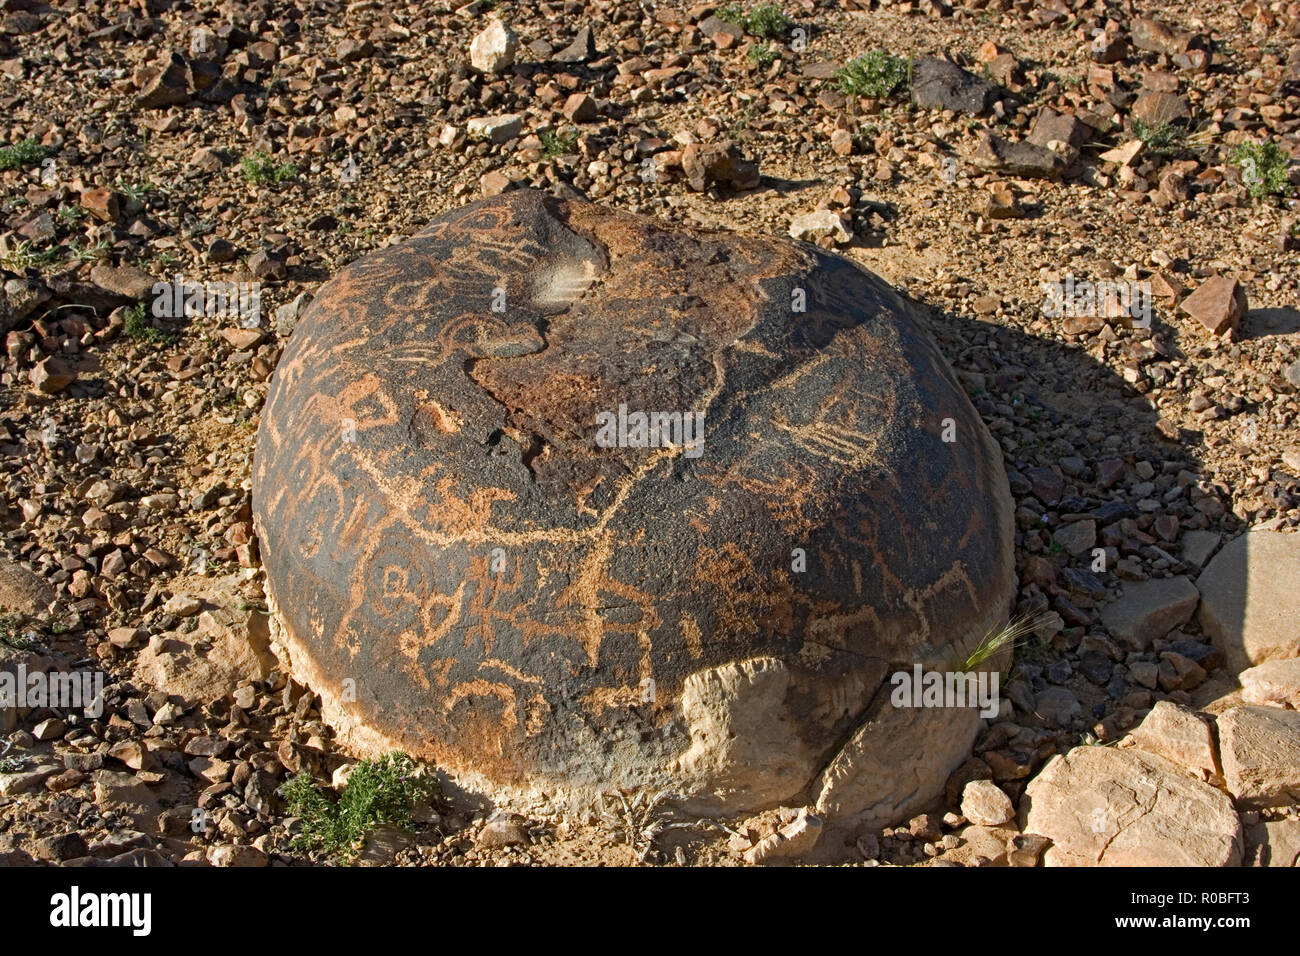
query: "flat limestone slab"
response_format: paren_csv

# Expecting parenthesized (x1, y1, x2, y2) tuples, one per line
(1198, 531, 1300, 674)
(1023, 745, 1242, 866)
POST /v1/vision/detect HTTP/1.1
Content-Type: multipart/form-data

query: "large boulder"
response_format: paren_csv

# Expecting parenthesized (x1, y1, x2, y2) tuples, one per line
(1198, 531, 1300, 673)
(252, 190, 1015, 826)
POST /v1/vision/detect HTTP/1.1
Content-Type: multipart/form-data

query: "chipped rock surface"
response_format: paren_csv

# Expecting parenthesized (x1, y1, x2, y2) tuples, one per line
(1024, 746, 1242, 867)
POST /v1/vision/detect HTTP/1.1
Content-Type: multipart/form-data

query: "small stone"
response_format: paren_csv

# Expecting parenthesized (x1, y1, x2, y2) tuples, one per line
(553, 26, 597, 64)
(908, 812, 943, 841)
(247, 250, 286, 280)
(89, 263, 155, 299)
(206, 237, 237, 263)
(1130, 91, 1190, 128)
(681, 140, 759, 192)
(981, 189, 1021, 220)
(1158, 650, 1206, 691)
(108, 741, 154, 771)
(467, 114, 523, 144)
(1131, 18, 1199, 56)
(80, 187, 122, 222)
(1006, 832, 1050, 867)
(358, 823, 412, 864)
(1180, 276, 1247, 335)
(33, 832, 89, 862)
(30, 357, 75, 394)
(1023, 465, 1064, 505)
(107, 627, 142, 648)
(742, 808, 822, 864)
(477, 811, 531, 847)
(911, 57, 1001, 114)
(960, 779, 1014, 826)
(163, 594, 202, 617)
(1027, 107, 1088, 155)
(218, 328, 265, 350)
(274, 292, 312, 337)
(1284, 359, 1300, 389)
(45, 769, 85, 792)
(32, 717, 65, 741)
(1180, 529, 1221, 568)
(93, 771, 159, 829)
(469, 17, 518, 74)
(0, 765, 59, 796)
(480, 170, 512, 196)
(207, 844, 268, 867)
(1035, 686, 1082, 727)
(135, 52, 190, 108)
(789, 209, 852, 245)
(1053, 520, 1096, 557)
(972, 133, 1068, 179)
(1099, 140, 1144, 166)
(0, 559, 55, 616)
(562, 92, 598, 123)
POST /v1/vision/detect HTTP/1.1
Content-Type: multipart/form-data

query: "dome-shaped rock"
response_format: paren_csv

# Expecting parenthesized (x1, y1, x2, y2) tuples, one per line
(252, 190, 1014, 827)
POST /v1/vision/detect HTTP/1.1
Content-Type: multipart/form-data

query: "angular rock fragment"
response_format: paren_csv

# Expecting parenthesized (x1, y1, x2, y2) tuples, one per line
(1217, 705, 1300, 808)
(1024, 746, 1242, 866)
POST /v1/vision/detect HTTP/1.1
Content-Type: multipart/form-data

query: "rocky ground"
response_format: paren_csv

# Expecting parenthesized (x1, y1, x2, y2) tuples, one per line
(1, 0, 1298, 867)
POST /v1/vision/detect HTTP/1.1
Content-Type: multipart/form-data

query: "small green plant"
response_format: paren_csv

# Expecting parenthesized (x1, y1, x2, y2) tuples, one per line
(718, 3, 791, 38)
(149, 249, 180, 270)
(0, 138, 50, 172)
(0, 753, 26, 773)
(955, 613, 1050, 673)
(540, 128, 578, 158)
(1230, 139, 1291, 201)
(0, 615, 35, 650)
(835, 51, 912, 100)
(279, 752, 438, 862)
(1, 239, 60, 271)
(1132, 119, 1182, 153)
(123, 302, 174, 344)
(241, 151, 298, 185)
(747, 41, 777, 68)
(114, 178, 154, 202)
(725, 101, 760, 140)
(56, 204, 84, 226)
(68, 238, 111, 263)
